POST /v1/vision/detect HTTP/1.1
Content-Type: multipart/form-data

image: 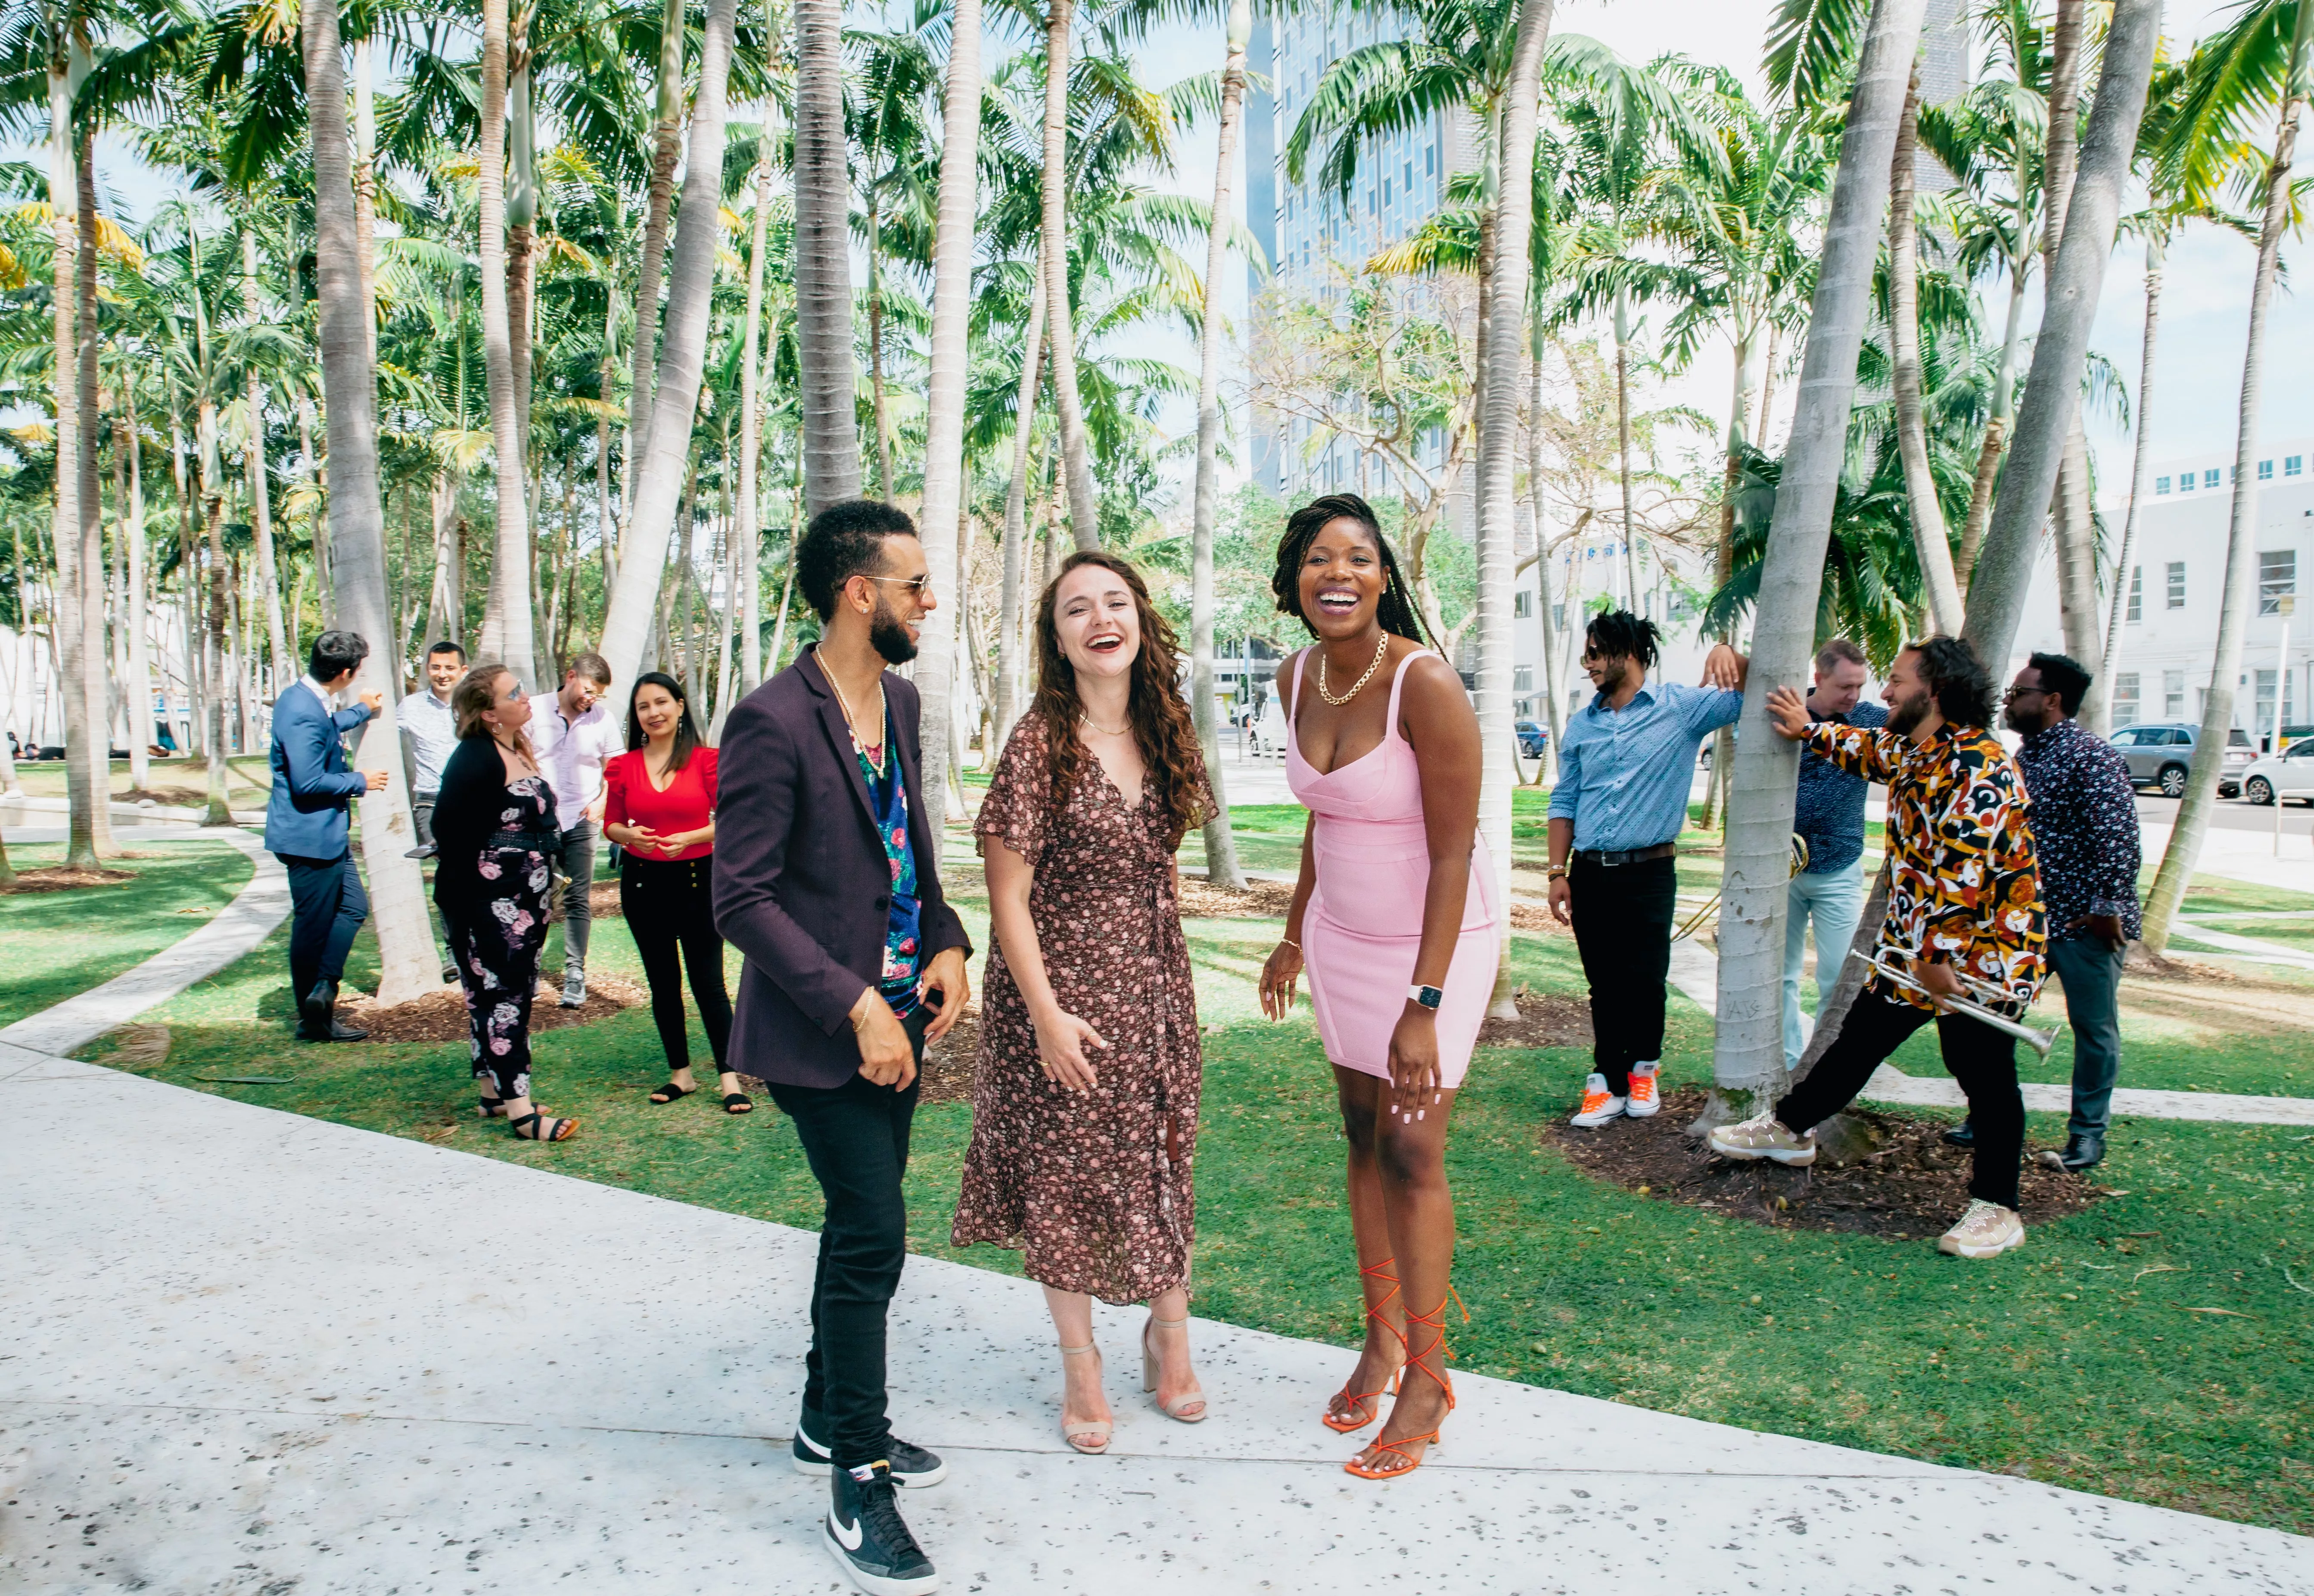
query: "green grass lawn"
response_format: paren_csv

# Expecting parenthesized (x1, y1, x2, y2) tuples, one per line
(0, 840, 252, 1030)
(59, 830, 2311, 1540)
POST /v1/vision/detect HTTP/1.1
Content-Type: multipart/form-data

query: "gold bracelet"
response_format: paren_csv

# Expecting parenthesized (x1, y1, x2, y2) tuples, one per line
(1278, 936, 1302, 951)
(1547, 864, 1569, 880)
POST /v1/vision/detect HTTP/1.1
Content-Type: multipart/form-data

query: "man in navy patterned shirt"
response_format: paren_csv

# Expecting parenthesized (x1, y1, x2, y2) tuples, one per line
(2004, 651, 2141, 1173)
(1783, 639, 1889, 1066)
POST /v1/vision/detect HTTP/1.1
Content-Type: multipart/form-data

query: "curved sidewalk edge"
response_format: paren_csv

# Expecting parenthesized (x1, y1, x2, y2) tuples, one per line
(1664, 938, 2314, 1126)
(0, 828, 286, 1072)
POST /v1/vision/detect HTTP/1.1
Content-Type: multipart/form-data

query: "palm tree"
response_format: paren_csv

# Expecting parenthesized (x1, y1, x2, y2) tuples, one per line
(597, 0, 744, 685)
(2142, 0, 2314, 955)
(791, 0, 858, 512)
(476, 0, 540, 687)
(44, 6, 100, 870)
(734, 47, 782, 694)
(302, 0, 444, 1007)
(1710, 0, 1926, 1105)
(625, 0, 687, 519)
(912, 0, 986, 828)
(1041, 0, 1101, 549)
(1887, 62, 1964, 633)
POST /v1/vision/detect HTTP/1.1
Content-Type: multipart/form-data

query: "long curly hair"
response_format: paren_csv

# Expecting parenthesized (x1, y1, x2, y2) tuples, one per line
(452, 662, 536, 763)
(1030, 551, 1210, 850)
(1269, 492, 1433, 644)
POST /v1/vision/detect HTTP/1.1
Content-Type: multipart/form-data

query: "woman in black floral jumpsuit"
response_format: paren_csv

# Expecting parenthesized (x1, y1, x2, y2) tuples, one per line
(432, 665, 580, 1142)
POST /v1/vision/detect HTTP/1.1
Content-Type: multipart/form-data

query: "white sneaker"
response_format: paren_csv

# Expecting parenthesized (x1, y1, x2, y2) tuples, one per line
(1708, 1112, 1817, 1166)
(560, 970, 587, 1009)
(1624, 1062, 1661, 1118)
(1570, 1073, 1627, 1127)
(1937, 1199, 2024, 1259)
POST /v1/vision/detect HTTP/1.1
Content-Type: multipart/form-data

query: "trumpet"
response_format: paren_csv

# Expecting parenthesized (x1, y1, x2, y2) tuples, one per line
(1845, 950, 2064, 1060)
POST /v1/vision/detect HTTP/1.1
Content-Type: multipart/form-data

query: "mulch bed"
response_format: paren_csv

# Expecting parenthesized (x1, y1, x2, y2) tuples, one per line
(121, 786, 208, 806)
(1543, 1086, 2106, 1238)
(1476, 987, 1593, 1048)
(917, 1004, 982, 1104)
(1177, 877, 1299, 919)
(337, 972, 648, 1045)
(3, 865, 138, 893)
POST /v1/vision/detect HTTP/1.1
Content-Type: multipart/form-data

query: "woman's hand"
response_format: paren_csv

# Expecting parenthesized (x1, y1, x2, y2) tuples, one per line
(626, 824, 675, 857)
(1034, 1009, 1108, 1094)
(1386, 1002, 1443, 1117)
(1260, 938, 1305, 1019)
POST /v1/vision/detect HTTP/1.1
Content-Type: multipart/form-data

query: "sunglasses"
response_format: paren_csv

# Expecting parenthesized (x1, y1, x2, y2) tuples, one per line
(862, 573, 935, 600)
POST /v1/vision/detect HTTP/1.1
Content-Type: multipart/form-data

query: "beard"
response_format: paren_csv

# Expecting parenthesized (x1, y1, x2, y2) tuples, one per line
(1888, 688, 1929, 735)
(869, 596, 919, 664)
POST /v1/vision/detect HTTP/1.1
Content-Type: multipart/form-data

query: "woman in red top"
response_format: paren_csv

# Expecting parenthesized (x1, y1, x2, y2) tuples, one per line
(603, 672, 744, 1112)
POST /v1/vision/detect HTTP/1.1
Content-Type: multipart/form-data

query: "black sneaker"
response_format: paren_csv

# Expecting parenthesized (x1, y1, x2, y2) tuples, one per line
(1942, 1118, 1975, 1148)
(824, 1462, 937, 1596)
(794, 1410, 947, 1487)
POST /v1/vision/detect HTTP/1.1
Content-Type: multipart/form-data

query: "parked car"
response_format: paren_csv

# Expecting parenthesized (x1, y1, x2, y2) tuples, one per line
(1245, 694, 1289, 759)
(1516, 719, 1550, 759)
(2108, 722, 2252, 799)
(2242, 737, 2314, 805)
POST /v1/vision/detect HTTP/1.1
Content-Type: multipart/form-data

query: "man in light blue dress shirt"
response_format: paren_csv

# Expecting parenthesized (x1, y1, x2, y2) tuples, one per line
(1545, 610, 1747, 1127)
(396, 640, 467, 850)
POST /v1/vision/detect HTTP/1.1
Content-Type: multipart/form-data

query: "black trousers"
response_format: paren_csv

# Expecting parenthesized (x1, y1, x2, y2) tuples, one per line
(618, 854, 734, 1072)
(1776, 988, 2025, 1211)
(1567, 853, 1677, 1093)
(765, 1006, 932, 1472)
(278, 851, 368, 1006)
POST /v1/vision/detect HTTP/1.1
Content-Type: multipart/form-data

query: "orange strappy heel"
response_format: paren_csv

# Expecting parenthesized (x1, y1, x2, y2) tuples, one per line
(1322, 1256, 1408, 1433)
(1343, 1291, 1465, 1481)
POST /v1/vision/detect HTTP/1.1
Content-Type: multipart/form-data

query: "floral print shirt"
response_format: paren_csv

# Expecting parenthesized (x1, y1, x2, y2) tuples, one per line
(858, 709, 922, 1018)
(2015, 717, 2143, 943)
(1805, 719, 2046, 1011)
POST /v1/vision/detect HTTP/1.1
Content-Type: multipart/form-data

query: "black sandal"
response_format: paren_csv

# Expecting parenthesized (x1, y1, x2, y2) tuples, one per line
(649, 1080, 695, 1105)
(723, 1091, 754, 1115)
(510, 1111, 578, 1142)
(476, 1093, 509, 1119)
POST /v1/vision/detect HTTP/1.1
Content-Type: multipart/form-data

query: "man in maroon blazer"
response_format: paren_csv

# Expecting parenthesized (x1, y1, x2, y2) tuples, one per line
(714, 498, 970, 1596)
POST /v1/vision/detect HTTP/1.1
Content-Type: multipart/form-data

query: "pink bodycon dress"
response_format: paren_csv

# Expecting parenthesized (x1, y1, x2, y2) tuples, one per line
(1287, 648, 1501, 1088)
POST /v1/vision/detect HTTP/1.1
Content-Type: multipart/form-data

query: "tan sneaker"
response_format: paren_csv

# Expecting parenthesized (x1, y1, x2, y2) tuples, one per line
(1938, 1199, 2024, 1258)
(1707, 1112, 1816, 1166)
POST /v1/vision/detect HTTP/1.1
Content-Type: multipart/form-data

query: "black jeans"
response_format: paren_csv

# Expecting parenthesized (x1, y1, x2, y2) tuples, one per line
(1568, 853, 1677, 1093)
(1776, 988, 2025, 1210)
(618, 854, 734, 1072)
(279, 850, 368, 1005)
(765, 1005, 932, 1472)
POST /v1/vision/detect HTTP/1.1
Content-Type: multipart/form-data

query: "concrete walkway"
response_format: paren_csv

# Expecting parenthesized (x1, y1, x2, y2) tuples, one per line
(4, 826, 2311, 1591)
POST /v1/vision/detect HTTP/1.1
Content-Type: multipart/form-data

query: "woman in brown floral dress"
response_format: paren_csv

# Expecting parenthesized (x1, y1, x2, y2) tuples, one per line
(952, 551, 1214, 1453)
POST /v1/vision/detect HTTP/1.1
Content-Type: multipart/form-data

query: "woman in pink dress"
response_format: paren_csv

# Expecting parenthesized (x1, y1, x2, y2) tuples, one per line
(1259, 492, 1499, 1481)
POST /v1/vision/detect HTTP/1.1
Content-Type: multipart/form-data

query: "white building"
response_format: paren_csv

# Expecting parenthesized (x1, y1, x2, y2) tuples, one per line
(2012, 439, 2313, 745)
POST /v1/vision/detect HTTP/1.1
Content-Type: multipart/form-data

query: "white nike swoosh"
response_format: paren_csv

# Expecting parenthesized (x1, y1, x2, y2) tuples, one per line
(830, 1513, 865, 1552)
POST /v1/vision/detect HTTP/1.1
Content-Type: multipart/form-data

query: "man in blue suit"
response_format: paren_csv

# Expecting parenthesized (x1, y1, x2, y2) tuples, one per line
(265, 630, 390, 1041)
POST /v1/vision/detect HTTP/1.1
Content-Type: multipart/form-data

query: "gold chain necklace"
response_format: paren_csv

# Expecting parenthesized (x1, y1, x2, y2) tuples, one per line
(1079, 708, 1131, 737)
(817, 646, 889, 778)
(1316, 634, 1390, 706)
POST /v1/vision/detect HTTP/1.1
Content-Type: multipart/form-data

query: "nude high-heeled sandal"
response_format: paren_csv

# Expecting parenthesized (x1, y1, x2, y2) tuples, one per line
(1058, 1342, 1112, 1454)
(1141, 1315, 1207, 1423)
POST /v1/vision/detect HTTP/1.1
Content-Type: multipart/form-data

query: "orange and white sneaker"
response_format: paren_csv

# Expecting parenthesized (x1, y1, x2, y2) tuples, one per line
(1570, 1073, 1627, 1128)
(1624, 1062, 1661, 1118)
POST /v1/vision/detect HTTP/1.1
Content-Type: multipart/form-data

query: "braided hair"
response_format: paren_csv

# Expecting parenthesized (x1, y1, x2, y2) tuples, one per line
(1270, 493, 1434, 644)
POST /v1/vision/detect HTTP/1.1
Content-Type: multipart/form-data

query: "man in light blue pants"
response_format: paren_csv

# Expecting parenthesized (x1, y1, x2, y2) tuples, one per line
(1784, 640, 1887, 1067)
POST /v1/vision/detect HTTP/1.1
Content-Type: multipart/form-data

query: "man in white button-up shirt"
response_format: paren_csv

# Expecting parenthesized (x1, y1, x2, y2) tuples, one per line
(530, 651, 621, 1007)
(395, 640, 467, 849)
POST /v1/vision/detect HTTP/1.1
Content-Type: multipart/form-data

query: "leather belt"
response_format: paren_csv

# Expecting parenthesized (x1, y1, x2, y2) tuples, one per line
(1572, 843, 1677, 867)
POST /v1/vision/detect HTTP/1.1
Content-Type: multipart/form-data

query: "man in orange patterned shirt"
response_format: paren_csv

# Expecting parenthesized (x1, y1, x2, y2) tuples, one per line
(1710, 637, 2046, 1260)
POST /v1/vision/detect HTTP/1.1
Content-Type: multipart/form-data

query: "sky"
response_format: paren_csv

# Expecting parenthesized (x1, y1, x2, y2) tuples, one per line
(48, 0, 2309, 516)
(1129, 0, 2309, 513)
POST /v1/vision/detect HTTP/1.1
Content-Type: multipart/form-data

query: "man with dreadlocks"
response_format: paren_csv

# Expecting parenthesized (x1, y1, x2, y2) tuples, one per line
(1548, 610, 1748, 1127)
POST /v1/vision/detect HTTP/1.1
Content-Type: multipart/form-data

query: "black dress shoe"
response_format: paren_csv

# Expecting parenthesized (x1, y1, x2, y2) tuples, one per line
(1942, 1118, 1975, 1148)
(296, 1017, 370, 1043)
(2055, 1132, 2103, 1173)
(300, 978, 340, 1032)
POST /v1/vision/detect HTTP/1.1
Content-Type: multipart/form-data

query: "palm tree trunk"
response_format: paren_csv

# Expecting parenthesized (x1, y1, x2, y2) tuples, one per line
(476, 0, 537, 686)
(506, 41, 539, 588)
(914, 0, 986, 832)
(995, 263, 1048, 746)
(1042, 0, 1101, 548)
(121, 412, 151, 790)
(737, 131, 775, 691)
(1961, 0, 2158, 670)
(201, 465, 230, 821)
(2143, 0, 2311, 955)
(304, 0, 442, 1006)
(1528, 328, 1564, 780)
(597, 280, 619, 585)
(626, 0, 689, 523)
(428, 470, 460, 639)
(595, 0, 745, 688)
(1888, 64, 1964, 634)
(867, 188, 895, 498)
(2103, 231, 2163, 676)
(1476, 0, 1556, 1019)
(243, 229, 290, 694)
(1612, 292, 1639, 609)
(793, 0, 861, 514)
(1712, 0, 1927, 1102)
(1189, 0, 1253, 891)
(2041, 0, 2103, 697)
(73, 123, 114, 856)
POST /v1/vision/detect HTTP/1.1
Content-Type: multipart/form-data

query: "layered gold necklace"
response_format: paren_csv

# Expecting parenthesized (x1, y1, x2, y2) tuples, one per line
(818, 646, 890, 778)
